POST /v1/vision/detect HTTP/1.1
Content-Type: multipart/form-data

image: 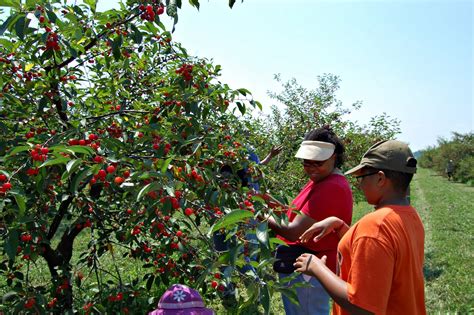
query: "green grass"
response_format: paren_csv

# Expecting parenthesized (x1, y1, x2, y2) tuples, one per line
(411, 168, 474, 314)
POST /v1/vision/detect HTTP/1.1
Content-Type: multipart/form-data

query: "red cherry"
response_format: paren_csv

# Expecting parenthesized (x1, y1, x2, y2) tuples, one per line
(123, 170, 130, 178)
(106, 165, 115, 173)
(211, 281, 218, 289)
(39, 16, 45, 23)
(184, 208, 193, 216)
(24, 298, 36, 309)
(176, 230, 183, 237)
(114, 176, 124, 185)
(79, 139, 86, 146)
(98, 169, 107, 178)
(41, 147, 49, 154)
(0, 174, 6, 181)
(2, 182, 12, 190)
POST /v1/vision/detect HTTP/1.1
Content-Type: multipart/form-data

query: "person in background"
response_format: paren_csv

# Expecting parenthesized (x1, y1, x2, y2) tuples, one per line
(445, 159, 454, 181)
(295, 140, 426, 315)
(262, 126, 353, 315)
(237, 144, 283, 191)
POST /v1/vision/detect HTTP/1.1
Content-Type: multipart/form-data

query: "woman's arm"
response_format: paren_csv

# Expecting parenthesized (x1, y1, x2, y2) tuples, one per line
(266, 213, 316, 242)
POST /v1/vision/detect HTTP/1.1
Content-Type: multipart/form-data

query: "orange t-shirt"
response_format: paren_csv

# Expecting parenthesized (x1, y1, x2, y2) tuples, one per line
(332, 205, 426, 315)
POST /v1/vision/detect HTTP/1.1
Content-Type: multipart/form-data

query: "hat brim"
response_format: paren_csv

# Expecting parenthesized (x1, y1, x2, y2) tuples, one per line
(344, 164, 366, 176)
(295, 141, 335, 161)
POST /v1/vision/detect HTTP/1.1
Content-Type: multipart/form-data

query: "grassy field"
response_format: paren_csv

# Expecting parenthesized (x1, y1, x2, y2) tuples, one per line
(1, 168, 472, 313)
(411, 168, 474, 314)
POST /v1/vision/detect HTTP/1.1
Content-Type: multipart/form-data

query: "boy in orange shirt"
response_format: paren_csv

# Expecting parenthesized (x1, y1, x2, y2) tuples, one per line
(294, 140, 426, 315)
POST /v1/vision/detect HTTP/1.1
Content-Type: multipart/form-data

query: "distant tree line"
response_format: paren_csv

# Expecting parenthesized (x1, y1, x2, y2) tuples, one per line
(418, 132, 474, 185)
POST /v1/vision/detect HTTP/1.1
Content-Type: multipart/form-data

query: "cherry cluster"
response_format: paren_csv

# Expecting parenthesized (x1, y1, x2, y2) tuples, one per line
(139, 3, 165, 22)
(175, 63, 194, 81)
(0, 174, 11, 193)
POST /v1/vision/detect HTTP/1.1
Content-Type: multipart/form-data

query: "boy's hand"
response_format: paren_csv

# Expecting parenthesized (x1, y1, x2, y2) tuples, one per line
(294, 254, 327, 276)
(299, 216, 343, 243)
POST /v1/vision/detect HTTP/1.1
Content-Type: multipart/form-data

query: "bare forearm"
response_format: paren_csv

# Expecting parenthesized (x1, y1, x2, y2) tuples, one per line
(267, 216, 305, 242)
(259, 154, 273, 165)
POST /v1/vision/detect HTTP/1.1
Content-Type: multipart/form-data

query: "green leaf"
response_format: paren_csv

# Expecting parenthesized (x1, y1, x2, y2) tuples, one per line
(146, 274, 155, 291)
(137, 182, 162, 201)
(71, 166, 93, 193)
(14, 15, 25, 40)
(13, 194, 25, 217)
(251, 195, 265, 203)
(260, 284, 270, 315)
(238, 88, 251, 96)
(0, 14, 14, 36)
(62, 159, 82, 181)
(188, 0, 199, 10)
(45, 10, 58, 24)
(84, 0, 97, 13)
(39, 156, 70, 168)
(7, 145, 30, 156)
(52, 145, 95, 156)
(66, 158, 82, 174)
(0, 0, 20, 8)
(236, 101, 246, 115)
(256, 222, 268, 246)
(269, 237, 287, 246)
(167, 0, 178, 17)
(112, 35, 122, 61)
(210, 210, 254, 233)
(161, 157, 172, 174)
(5, 229, 19, 262)
(0, 38, 12, 49)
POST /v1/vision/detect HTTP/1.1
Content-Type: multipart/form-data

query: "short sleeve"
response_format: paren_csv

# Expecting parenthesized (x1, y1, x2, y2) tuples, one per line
(301, 181, 349, 221)
(346, 236, 395, 313)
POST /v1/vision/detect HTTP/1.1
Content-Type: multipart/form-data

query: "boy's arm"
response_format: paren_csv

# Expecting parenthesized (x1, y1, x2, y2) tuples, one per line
(294, 254, 374, 315)
(299, 217, 350, 243)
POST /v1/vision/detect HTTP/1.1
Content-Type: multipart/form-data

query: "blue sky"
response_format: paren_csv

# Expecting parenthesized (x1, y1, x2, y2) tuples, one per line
(161, 0, 473, 152)
(2, 1, 472, 151)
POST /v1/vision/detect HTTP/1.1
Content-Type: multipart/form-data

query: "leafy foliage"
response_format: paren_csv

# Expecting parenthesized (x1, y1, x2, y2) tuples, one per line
(418, 132, 474, 185)
(0, 1, 276, 314)
(248, 74, 401, 201)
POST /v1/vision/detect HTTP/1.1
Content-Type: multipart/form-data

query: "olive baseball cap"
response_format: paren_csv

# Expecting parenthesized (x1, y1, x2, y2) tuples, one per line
(345, 140, 417, 175)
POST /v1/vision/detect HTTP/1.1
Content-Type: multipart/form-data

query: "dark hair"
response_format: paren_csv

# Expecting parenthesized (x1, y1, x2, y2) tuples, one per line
(304, 125, 345, 168)
(365, 167, 413, 193)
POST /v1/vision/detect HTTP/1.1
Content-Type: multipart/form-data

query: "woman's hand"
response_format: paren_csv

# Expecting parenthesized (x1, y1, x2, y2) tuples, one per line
(294, 253, 327, 276)
(299, 216, 343, 243)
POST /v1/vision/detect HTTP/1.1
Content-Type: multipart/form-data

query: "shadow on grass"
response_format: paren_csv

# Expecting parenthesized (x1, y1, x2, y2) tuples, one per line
(423, 251, 444, 282)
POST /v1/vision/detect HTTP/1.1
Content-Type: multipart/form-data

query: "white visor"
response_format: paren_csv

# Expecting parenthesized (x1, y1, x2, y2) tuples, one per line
(295, 141, 335, 161)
